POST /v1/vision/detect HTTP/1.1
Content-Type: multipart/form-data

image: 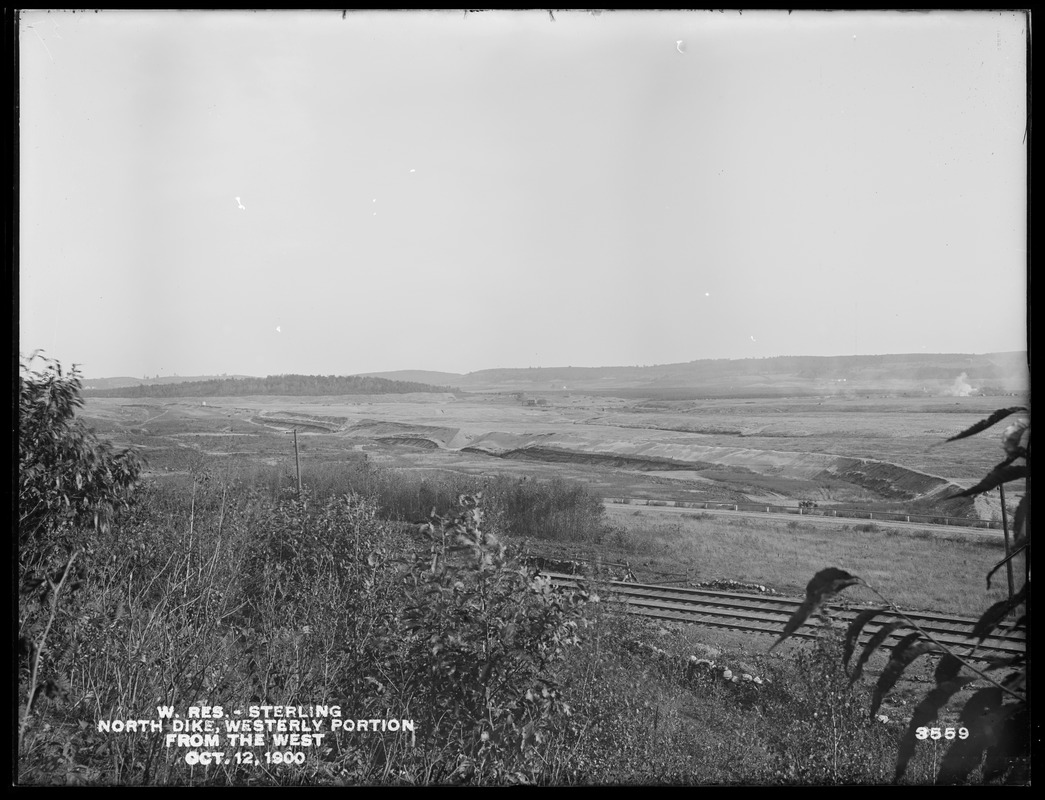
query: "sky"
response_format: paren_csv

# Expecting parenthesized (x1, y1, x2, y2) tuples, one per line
(19, 10, 1028, 379)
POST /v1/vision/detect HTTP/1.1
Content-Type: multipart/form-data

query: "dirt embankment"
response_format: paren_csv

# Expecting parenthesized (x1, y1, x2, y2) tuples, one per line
(254, 411, 348, 432)
(252, 417, 343, 432)
(478, 445, 717, 472)
(820, 458, 949, 500)
(348, 418, 989, 519)
(463, 437, 980, 517)
(348, 419, 462, 447)
(819, 458, 976, 516)
(377, 437, 440, 449)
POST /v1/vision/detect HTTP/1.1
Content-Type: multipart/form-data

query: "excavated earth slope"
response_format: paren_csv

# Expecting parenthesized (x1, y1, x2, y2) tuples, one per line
(347, 424, 979, 517)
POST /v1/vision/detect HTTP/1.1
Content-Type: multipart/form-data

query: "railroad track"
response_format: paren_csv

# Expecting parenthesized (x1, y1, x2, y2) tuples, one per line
(543, 573, 1025, 659)
(603, 497, 1005, 533)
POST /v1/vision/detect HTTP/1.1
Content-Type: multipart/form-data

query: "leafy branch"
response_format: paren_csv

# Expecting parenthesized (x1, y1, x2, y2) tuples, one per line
(854, 583, 1025, 705)
(772, 405, 1030, 784)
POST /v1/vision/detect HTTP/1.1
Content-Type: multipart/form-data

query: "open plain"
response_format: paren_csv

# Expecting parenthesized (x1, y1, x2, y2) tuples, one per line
(82, 388, 1026, 618)
(82, 390, 1020, 507)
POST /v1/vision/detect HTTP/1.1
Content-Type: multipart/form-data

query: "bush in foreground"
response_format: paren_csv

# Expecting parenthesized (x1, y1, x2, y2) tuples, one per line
(18, 352, 144, 569)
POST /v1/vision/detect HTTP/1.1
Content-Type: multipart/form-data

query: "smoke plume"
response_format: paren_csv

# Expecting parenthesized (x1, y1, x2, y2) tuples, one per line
(947, 372, 973, 397)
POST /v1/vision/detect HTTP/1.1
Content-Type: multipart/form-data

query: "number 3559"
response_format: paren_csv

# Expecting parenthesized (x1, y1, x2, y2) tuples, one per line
(916, 727, 969, 740)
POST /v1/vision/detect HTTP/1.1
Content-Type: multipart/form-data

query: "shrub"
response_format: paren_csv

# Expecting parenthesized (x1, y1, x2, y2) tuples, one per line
(335, 468, 609, 546)
(483, 475, 607, 544)
(234, 487, 404, 712)
(396, 494, 594, 783)
(762, 634, 898, 784)
(17, 461, 600, 785)
(18, 353, 144, 569)
(18, 352, 145, 765)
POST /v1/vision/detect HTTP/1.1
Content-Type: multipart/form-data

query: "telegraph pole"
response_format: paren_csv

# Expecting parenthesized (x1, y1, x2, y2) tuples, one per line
(294, 428, 302, 497)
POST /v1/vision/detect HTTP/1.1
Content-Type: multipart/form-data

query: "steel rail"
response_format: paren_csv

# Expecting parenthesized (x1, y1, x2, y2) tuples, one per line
(543, 573, 1026, 658)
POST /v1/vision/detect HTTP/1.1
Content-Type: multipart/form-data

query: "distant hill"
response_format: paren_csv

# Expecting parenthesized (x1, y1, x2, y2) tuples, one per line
(358, 370, 466, 386)
(83, 374, 453, 398)
(415, 352, 1029, 396)
(83, 352, 1028, 399)
(82, 375, 254, 391)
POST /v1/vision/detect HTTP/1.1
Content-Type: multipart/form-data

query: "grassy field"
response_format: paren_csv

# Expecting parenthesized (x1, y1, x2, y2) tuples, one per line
(598, 506, 1018, 617)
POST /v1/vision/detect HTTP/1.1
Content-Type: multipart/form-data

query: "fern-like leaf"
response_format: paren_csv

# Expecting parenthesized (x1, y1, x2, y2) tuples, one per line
(769, 568, 862, 652)
(946, 464, 1029, 499)
(850, 621, 904, 686)
(871, 634, 941, 717)
(894, 676, 976, 782)
(1006, 614, 1027, 634)
(934, 653, 965, 683)
(970, 583, 1027, 643)
(981, 703, 1029, 783)
(999, 418, 1029, 458)
(982, 652, 1026, 671)
(843, 607, 890, 674)
(944, 407, 1028, 443)
(986, 544, 1028, 590)
(935, 687, 1002, 785)
(1011, 494, 1028, 549)
(1000, 668, 1026, 694)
